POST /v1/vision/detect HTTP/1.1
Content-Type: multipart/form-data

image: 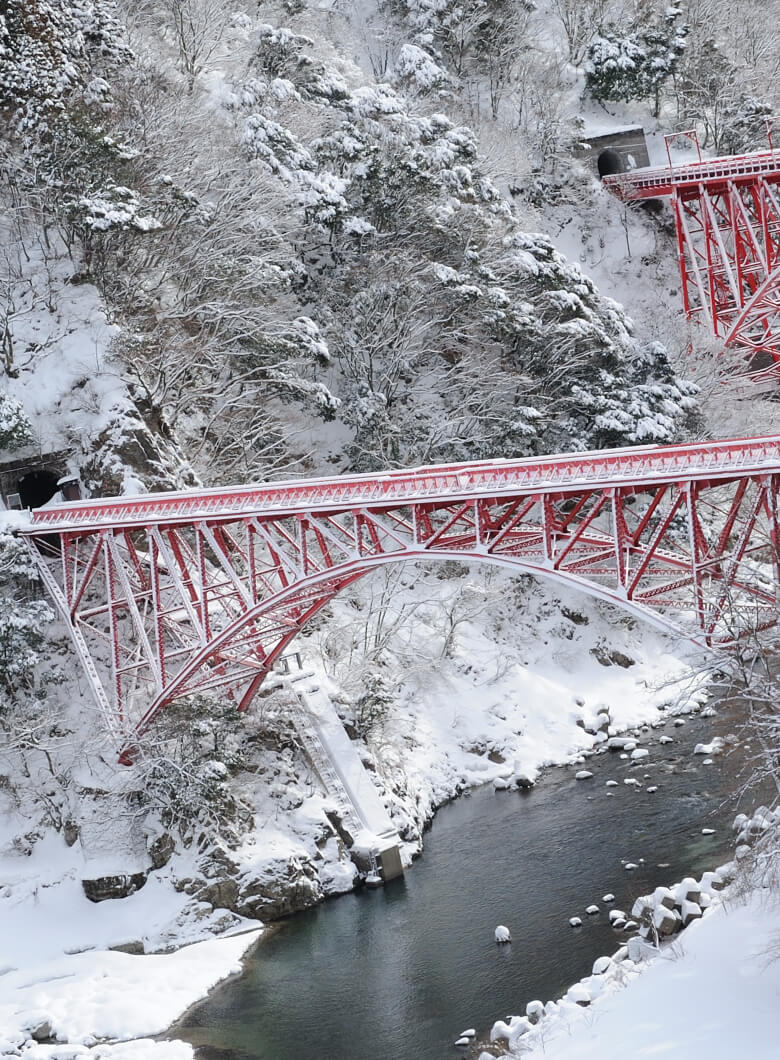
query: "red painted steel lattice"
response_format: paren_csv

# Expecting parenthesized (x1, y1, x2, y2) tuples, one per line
(19, 436, 780, 761)
(604, 139, 780, 377)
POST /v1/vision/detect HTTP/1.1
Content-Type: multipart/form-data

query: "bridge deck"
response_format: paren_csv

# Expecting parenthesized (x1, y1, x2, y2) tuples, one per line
(21, 435, 780, 533)
(603, 149, 780, 201)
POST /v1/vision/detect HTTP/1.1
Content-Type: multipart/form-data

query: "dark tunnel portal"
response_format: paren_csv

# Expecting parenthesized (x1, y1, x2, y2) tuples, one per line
(598, 149, 625, 178)
(17, 469, 60, 510)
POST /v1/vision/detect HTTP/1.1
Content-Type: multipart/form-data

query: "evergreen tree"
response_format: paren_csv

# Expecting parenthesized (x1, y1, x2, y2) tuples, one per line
(586, 5, 687, 117)
(0, 391, 33, 452)
(0, 530, 53, 716)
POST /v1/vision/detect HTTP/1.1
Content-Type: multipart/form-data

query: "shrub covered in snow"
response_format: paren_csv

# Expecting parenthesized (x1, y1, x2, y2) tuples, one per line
(0, 391, 33, 451)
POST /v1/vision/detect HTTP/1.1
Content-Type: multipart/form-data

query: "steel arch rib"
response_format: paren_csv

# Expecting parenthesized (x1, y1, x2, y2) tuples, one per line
(724, 267, 780, 365)
(121, 549, 698, 755)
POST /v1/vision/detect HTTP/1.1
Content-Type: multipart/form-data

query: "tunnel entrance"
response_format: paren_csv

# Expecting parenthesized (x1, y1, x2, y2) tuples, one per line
(597, 148, 625, 178)
(17, 469, 60, 509)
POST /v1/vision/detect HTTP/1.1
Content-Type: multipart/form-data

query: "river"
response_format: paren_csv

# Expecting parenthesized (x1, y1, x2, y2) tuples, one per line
(173, 700, 770, 1060)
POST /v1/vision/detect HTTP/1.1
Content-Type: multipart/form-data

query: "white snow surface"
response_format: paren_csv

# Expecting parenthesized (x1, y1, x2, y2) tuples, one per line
(0, 933, 258, 1046)
(0, 834, 260, 1058)
(513, 892, 780, 1060)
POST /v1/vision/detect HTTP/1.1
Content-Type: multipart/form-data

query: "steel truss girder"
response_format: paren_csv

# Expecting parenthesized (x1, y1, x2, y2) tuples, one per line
(673, 178, 780, 351)
(605, 149, 780, 376)
(19, 438, 780, 761)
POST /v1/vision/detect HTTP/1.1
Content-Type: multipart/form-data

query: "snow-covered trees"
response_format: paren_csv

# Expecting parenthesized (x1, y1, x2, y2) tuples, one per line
(0, 531, 53, 717)
(586, 6, 687, 117)
(0, 0, 128, 136)
(550, 0, 611, 66)
(1, 2, 699, 489)
(673, 35, 774, 153)
(583, 0, 779, 152)
(0, 391, 33, 451)
(163, 0, 234, 92)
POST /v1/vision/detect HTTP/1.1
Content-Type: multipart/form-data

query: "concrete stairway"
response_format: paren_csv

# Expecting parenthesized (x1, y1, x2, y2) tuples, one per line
(276, 667, 403, 883)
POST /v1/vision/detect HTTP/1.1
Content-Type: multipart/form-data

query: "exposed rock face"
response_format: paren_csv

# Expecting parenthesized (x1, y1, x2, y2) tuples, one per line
(590, 646, 635, 668)
(197, 876, 241, 911)
(29, 1020, 53, 1043)
(175, 849, 323, 922)
(149, 833, 175, 869)
(82, 872, 148, 902)
(109, 939, 145, 954)
(80, 402, 196, 496)
(235, 859, 321, 920)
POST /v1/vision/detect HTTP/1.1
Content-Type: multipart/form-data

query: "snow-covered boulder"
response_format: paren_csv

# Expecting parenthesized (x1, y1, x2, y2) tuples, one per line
(490, 1016, 531, 1042)
(693, 737, 724, 755)
(567, 983, 591, 1006)
(526, 1000, 544, 1024)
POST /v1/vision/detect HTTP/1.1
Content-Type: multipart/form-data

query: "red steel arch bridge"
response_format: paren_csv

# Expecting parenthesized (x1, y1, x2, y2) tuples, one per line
(17, 435, 780, 762)
(604, 130, 780, 380)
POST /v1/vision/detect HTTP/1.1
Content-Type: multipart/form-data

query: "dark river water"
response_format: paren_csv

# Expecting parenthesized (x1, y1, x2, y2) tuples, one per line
(174, 701, 772, 1060)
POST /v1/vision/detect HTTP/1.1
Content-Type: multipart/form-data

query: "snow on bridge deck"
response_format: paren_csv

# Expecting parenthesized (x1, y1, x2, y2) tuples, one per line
(22, 435, 780, 534)
(603, 148, 780, 201)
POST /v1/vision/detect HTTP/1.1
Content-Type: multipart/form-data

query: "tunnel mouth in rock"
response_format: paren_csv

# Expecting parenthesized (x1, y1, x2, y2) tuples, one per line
(17, 468, 60, 509)
(598, 148, 625, 178)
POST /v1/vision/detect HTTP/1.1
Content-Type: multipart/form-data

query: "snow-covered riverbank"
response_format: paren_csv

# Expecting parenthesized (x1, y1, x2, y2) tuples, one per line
(500, 882, 780, 1060)
(0, 847, 260, 1059)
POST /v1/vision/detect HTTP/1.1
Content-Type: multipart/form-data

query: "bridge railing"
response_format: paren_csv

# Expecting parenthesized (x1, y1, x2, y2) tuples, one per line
(20, 435, 780, 533)
(603, 149, 780, 201)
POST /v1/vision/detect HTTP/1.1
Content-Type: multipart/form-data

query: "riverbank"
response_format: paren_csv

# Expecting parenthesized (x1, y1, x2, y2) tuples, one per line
(0, 684, 770, 1060)
(506, 877, 780, 1060)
